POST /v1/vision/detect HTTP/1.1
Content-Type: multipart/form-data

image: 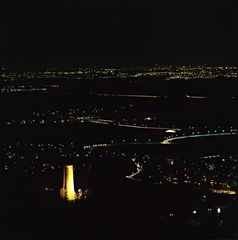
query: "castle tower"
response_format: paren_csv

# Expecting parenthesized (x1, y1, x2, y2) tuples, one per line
(60, 165, 77, 201)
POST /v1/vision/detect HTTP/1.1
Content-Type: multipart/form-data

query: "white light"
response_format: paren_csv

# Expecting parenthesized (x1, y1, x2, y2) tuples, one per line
(165, 129, 176, 133)
(217, 208, 221, 214)
(192, 210, 197, 214)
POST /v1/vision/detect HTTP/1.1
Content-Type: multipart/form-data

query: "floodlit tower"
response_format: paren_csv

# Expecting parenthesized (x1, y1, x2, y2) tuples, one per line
(60, 165, 77, 201)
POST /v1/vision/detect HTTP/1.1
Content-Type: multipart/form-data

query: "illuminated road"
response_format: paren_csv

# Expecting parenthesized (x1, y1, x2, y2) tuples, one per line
(97, 93, 213, 100)
(185, 95, 209, 99)
(83, 131, 237, 149)
(161, 132, 237, 144)
(97, 93, 161, 99)
(90, 119, 181, 131)
(126, 167, 143, 181)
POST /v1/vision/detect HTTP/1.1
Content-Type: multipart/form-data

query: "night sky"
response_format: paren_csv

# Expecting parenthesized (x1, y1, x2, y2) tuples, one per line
(0, 0, 237, 66)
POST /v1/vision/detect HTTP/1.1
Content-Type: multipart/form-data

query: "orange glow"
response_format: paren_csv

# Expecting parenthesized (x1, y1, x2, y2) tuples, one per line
(210, 189, 236, 195)
(60, 165, 82, 201)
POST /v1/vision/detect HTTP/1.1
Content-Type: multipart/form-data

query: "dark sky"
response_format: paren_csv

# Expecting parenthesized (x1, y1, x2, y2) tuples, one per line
(0, 0, 237, 66)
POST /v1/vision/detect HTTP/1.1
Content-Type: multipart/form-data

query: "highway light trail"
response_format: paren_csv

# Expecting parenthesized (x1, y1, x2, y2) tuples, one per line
(97, 93, 161, 99)
(161, 132, 237, 144)
(90, 119, 181, 131)
(185, 95, 209, 99)
(126, 167, 143, 181)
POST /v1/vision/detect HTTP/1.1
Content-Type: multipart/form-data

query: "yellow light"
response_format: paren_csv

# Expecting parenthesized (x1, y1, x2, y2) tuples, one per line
(210, 189, 236, 195)
(60, 165, 78, 201)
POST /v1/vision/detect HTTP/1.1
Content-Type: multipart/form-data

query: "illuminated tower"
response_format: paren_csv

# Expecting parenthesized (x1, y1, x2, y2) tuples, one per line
(60, 165, 77, 201)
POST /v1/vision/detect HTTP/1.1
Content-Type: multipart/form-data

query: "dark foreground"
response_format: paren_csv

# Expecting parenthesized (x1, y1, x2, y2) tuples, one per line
(1, 172, 237, 240)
